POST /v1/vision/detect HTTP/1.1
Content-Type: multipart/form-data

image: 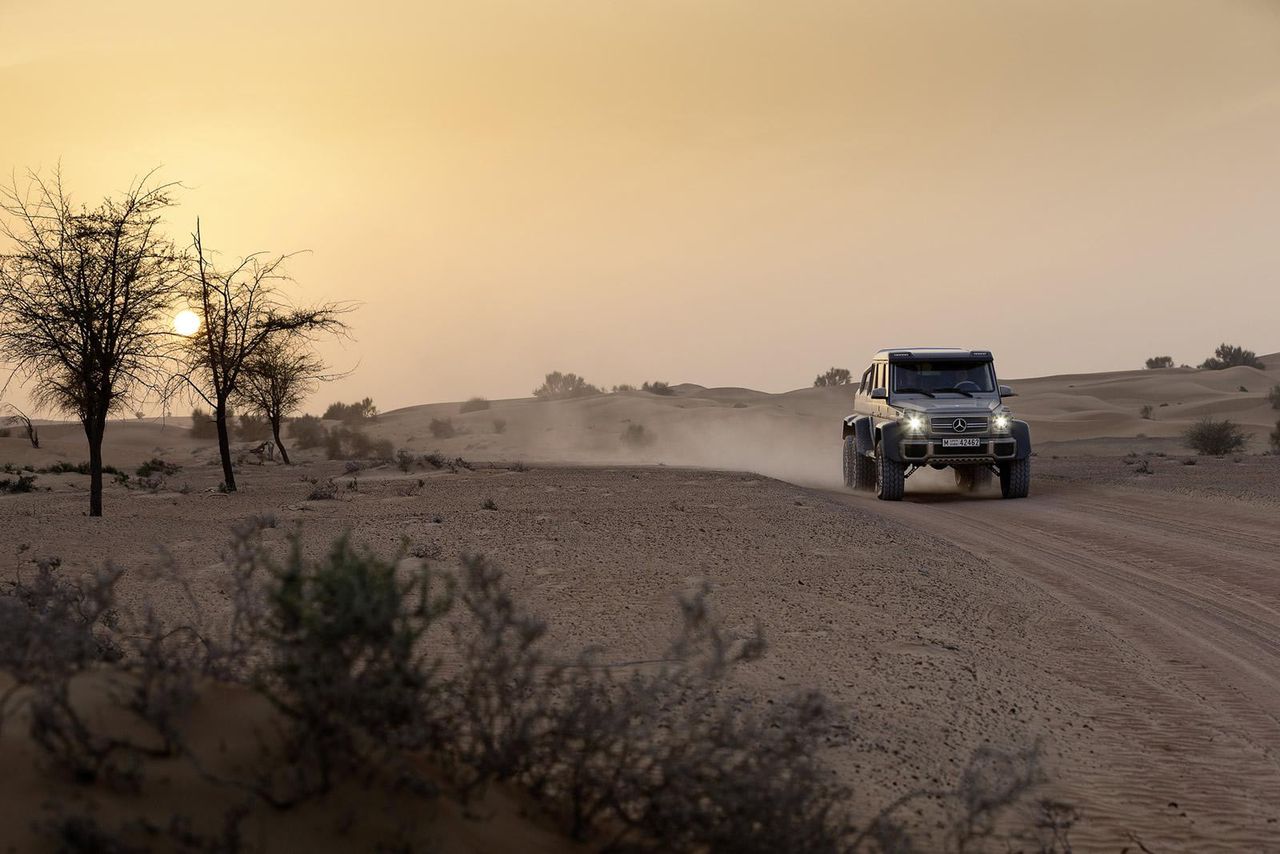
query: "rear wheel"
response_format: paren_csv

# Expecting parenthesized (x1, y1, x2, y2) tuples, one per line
(876, 445, 905, 501)
(844, 435, 875, 491)
(999, 457, 1031, 499)
(955, 465, 993, 492)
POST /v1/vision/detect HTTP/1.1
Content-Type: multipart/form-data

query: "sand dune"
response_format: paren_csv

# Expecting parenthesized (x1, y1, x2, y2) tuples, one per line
(5, 356, 1276, 488)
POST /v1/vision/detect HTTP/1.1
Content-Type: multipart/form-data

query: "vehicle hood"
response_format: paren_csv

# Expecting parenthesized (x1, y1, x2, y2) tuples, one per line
(896, 398, 1002, 415)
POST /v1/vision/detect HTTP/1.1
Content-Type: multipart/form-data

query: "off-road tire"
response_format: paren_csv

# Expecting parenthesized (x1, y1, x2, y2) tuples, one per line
(999, 457, 1031, 499)
(876, 446, 905, 501)
(844, 435, 876, 491)
(955, 465, 993, 492)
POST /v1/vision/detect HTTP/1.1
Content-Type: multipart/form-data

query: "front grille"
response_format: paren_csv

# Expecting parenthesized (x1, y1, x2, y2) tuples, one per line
(929, 416, 989, 434)
(934, 442, 989, 455)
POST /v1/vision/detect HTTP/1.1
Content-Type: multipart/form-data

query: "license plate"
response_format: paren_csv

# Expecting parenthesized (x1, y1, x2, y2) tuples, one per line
(941, 438, 982, 448)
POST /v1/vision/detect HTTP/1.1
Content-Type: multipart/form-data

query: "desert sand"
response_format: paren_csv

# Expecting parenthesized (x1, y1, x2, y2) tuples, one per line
(2, 355, 1279, 851)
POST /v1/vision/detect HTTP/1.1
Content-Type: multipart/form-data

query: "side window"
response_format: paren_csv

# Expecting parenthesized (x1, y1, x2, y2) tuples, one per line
(875, 363, 885, 390)
(859, 366, 872, 393)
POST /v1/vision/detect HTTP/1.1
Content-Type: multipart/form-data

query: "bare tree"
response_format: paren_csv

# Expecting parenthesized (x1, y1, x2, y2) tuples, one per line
(238, 333, 343, 464)
(1, 404, 39, 448)
(174, 222, 348, 490)
(0, 170, 183, 515)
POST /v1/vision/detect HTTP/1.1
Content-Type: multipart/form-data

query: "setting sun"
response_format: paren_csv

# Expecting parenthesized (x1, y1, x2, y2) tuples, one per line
(173, 309, 201, 336)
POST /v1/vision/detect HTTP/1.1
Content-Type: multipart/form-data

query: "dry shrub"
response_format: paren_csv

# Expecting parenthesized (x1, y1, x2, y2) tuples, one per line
(0, 473, 37, 493)
(533, 371, 599, 400)
(460, 397, 490, 413)
(1184, 417, 1250, 456)
(0, 526, 1064, 853)
(136, 458, 181, 478)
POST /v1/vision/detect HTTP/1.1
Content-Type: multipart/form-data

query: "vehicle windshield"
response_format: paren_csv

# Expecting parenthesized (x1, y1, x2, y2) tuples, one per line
(891, 360, 996, 395)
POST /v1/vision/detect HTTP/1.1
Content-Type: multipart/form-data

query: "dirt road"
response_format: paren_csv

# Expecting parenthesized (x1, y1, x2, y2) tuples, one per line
(828, 471, 1280, 850)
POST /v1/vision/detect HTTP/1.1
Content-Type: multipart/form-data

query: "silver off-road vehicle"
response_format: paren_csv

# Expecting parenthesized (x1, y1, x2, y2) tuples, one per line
(842, 348, 1031, 501)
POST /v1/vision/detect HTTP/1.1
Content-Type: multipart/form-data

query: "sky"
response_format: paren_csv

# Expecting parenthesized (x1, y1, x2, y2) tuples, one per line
(2, 0, 1280, 413)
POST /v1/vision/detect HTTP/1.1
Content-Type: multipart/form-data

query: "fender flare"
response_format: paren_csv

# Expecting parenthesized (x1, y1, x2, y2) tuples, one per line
(843, 416, 874, 451)
(1011, 420, 1032, 459)
(877, 420, 905, 462)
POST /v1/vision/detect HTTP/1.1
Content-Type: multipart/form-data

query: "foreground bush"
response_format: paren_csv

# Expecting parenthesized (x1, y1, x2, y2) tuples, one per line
(1271, 420, 1280, 453)
(1185, 417, 1251, 456)
(0, 525, 1065, 852)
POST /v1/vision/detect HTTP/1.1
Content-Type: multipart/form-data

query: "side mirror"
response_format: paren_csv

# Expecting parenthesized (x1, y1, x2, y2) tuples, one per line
(870, 388, 888, 400)
(999, 385, 1016, 397)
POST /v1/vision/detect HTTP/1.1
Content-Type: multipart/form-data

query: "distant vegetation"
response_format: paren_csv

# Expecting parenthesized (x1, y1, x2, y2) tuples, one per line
(289, 414, 326, 448)
(1272, 421, 1280, 453)
(1144, 355, 1174, 369)
(1269, 385, 1280, 410)
(621, 422, 654, 447)
(814, 367, 853, 387)
(190, 407, 219, 440)
(611, 383, 637, 392)
(236, 413, 272, 442)
(1139, 404, 1154, 420)
(323, 397, 379, 423)
(459, 396, 490, 413)
(641, 380, 676, 395)
(429, 417, 457, 439)
(1199, 343, 1264, 371)
(1184, 417, 1251, 456)
(532, 371, 599, 400)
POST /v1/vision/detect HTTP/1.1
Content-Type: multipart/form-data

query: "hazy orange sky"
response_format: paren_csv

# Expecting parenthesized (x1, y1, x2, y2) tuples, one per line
(3, 0, 1280, 413)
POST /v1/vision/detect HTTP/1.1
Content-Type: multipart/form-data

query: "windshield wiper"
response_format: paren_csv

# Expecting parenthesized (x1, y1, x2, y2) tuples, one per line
(894, 387, 936, 397)
(933, 387, 975, 397)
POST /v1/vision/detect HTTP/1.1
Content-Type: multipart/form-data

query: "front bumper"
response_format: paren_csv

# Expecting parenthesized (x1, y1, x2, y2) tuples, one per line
(899, 435, 1018, 464)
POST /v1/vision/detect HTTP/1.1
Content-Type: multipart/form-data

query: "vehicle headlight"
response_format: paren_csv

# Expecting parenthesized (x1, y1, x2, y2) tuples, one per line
(993, 414, 1011, 431)
(904, 414, 925, 434)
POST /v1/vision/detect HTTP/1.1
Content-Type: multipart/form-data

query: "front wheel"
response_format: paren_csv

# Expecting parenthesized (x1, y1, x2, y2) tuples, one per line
(999, 457, 1031, 499)
(876, 447, 905, 501)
